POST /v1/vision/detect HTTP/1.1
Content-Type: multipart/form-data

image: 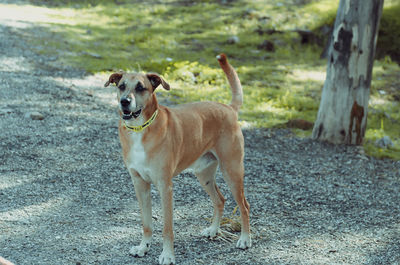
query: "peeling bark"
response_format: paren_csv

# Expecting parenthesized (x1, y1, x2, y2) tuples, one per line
(312, 0, 384, 145)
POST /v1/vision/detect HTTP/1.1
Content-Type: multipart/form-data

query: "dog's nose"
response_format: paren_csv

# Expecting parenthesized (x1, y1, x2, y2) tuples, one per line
(120, 97, 131, 107)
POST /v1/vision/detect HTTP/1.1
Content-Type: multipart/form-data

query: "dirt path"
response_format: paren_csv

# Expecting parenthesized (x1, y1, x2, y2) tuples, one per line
(1, 2, 400, 265)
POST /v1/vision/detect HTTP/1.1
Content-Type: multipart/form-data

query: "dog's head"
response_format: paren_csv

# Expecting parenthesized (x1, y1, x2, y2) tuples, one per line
(104, 72, 170, 120)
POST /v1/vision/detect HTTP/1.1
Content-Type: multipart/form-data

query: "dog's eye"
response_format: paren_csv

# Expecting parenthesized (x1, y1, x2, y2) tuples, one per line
(136, 83, 146, 92)
(118, 83, 126, 91)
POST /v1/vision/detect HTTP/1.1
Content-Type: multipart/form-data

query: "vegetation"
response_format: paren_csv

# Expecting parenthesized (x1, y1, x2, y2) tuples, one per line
(21, 0, 400, 159)
(376, 3, 400, 63)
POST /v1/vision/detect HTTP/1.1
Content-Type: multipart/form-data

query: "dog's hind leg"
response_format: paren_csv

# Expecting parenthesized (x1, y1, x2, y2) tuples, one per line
(193, 153, 225, 238)
(129, 171, 153, 258)
(215, 137, 251, 249)
(219, 161, 251, 249)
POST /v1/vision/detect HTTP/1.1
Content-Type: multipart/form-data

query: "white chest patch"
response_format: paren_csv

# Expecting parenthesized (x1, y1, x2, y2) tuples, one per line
(126, 133, 152, 182)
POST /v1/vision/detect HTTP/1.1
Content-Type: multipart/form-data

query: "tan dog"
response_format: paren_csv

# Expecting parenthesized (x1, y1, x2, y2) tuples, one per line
(0, 256, 15, 265)
(104, 54, 251, 265)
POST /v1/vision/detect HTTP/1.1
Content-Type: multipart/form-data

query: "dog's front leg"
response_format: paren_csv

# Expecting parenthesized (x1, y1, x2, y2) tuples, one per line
(129, 171, 152, 258)
(155, 177, 175, 265)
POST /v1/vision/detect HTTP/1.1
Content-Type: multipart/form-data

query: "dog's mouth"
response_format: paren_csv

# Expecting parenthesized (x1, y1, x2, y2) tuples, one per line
(122, 109, 142, 120)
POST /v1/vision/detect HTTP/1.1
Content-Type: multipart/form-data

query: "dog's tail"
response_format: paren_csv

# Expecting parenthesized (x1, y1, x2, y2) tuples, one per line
(217, 53, 243, 112)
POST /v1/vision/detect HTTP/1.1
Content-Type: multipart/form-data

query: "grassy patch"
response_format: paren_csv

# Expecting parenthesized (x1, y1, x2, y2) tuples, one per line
(367, 59, 400, 160)
(19, 0, 400, 160)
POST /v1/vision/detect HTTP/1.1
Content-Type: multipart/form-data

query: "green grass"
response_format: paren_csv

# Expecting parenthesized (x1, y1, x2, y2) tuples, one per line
(366, 60, 400, 159)
(20, 0, 400, 160)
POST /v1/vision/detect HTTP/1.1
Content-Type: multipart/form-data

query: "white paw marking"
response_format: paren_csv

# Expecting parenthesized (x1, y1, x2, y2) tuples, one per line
(236, 234, 252, 249)
(129, 242, 150, 257)
(201, 226, 220, 239)
(158, 249, 175, 265)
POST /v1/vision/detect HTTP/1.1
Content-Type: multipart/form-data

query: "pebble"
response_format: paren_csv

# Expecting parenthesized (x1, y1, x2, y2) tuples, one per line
(81, 51, 102, 59)
(25, 111, 45, 120)
(0, 108, 13, 115)
(375, 136, 394, 148)
(227, 35, 239, 44)
(258, 39, 275, 52)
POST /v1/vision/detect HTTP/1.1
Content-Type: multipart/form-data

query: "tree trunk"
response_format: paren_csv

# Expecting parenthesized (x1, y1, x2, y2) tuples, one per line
(312, 0, 384, 145)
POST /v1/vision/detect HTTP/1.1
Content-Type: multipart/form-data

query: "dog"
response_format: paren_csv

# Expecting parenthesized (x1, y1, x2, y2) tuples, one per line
(0, 257, 14, 265)
(104, 54, 251, 265)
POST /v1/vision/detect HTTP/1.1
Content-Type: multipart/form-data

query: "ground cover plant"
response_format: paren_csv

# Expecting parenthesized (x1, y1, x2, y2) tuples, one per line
(23, 0, 400, 159)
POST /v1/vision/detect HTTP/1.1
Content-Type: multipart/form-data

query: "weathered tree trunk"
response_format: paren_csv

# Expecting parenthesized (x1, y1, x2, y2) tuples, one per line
(312, 0, 384, 145)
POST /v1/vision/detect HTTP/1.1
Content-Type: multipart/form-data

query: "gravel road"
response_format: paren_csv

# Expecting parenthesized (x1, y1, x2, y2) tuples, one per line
(1, 2, 400, 264)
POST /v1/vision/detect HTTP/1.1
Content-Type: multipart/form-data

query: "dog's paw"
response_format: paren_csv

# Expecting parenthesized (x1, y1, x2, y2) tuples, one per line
(158, 249, 175, 265)
(236, 233, 252, 249)
(201, 226, 220, 239)
(129, 242, 150, 257)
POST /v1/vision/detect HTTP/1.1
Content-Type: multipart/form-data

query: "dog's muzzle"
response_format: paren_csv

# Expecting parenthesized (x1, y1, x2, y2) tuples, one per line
(120, 97, 141, 120)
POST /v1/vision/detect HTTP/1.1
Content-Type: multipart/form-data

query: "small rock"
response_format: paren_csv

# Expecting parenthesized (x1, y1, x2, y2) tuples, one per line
(86, 90, 94, 97)
(375, 136, 394, 148)
(178, 70, 196, 84)
(0, 108, 13, 115)
(295, 29, 319, 44)
(25, 111, 45, 120)
(227, 35, 239, 44)
(81, 51, 102, 59)
(285, 119, 314, 130)
(243, 8, 258, 19)
(292, 240, 301, 247)
(378, 90, 386, 95)
(257, 40, 275, 52)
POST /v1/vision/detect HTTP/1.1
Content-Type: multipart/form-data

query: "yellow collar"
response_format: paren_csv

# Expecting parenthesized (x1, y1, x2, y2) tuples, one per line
(124, 109, 158, 133)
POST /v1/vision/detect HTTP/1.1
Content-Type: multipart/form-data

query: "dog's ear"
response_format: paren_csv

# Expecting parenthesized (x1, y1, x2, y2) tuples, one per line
(104, 73, 123, 87)
(146, 73, 170, 91)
